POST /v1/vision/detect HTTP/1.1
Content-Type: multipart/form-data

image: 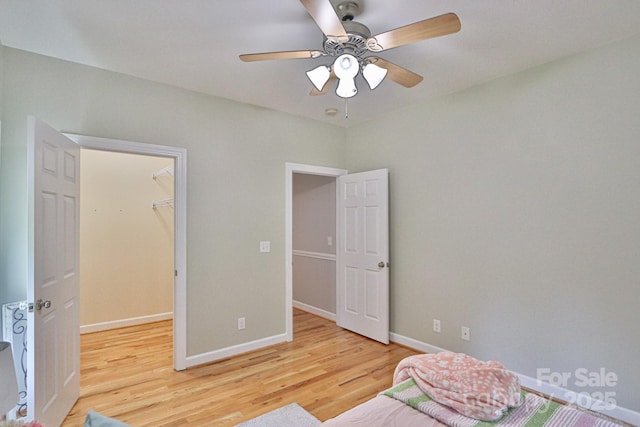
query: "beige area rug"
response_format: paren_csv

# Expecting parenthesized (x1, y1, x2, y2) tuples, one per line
(234, 403, 321, 427)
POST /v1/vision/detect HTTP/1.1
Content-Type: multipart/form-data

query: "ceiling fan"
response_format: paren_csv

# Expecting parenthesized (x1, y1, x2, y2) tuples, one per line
(239, 0, 461, 99)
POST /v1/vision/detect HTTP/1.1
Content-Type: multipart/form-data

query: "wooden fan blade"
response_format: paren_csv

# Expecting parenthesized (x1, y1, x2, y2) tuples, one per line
(239, 50, 325, 62)
(310, 69, 337, 95)
(365, 57, 423, 88)
(367, 13, 461, 52)
(300, 0, 348, 41)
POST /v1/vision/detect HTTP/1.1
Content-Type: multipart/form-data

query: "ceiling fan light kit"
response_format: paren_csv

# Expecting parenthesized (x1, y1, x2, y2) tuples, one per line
(306, 65, 332, 91)
(240, 0, 461, 101)
(333, 54, 360, 97)
(362, 62, 387, 90)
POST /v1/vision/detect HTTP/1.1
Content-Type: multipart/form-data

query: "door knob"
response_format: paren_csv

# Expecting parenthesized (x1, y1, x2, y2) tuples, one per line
(36, 299, 51, 311)
(378, 261, 386, 268)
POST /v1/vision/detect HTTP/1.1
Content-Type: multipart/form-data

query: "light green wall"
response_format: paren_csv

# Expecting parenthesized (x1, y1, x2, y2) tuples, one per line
(0, 39, 3, 120)
(0, 47, 346, 355)
(346, 35, 640, 411)
(0, 40, 10, 310)
(0, 38, 3, 325)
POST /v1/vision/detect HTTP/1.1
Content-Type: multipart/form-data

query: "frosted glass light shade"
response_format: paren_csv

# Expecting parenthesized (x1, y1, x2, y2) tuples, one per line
(333, 54, 359, 98)
(306, 65, 331, 91)
(363, 63, 388, 90)
(0, 342, 19, 416)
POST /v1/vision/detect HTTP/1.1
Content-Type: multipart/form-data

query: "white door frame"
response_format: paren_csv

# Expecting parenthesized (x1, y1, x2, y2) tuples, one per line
(285, 162, 347, 340)
(65, 134, 188, 371)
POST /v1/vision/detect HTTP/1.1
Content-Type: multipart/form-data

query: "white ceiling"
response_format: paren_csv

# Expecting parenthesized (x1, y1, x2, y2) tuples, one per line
(1, 1, 640, 127)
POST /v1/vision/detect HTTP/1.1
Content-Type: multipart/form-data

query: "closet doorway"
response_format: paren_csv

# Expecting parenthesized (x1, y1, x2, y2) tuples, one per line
(67, 133, 187, 370)
(79, 150, 175, 337)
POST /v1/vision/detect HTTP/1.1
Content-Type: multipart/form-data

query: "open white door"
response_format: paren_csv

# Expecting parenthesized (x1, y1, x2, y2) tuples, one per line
(336, 169, 389, 344)
(27, 117, 80, 426)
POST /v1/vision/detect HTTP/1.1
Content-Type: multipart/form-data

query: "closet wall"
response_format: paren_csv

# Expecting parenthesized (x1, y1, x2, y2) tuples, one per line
(80, 149, 174, 332)
(292, 173, 336, 316)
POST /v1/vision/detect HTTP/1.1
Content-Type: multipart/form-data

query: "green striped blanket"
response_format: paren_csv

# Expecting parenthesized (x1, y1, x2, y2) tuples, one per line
(383, 379, 622, 427)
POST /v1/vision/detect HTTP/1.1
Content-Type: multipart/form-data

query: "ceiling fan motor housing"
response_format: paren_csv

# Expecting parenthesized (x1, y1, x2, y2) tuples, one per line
(331, 0, 364, 20)
(324, 20, 371, 57)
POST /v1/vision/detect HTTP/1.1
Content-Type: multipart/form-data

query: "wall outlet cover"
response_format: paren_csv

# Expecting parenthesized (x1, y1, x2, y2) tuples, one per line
(461, 326, 470, 341)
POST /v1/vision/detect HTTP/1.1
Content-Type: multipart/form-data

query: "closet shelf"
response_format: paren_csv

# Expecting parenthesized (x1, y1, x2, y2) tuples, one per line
(152, 164, 174, 180)
(152, 198, 174, 209)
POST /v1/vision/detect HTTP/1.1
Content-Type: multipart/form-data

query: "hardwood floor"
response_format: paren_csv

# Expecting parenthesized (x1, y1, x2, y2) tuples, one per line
(62, 309, 418, 426)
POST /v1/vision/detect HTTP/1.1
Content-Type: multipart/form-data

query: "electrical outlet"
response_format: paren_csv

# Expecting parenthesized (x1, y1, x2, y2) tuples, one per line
(433, 319, 441, 333)
(461, 326, 470, 341)
(238, 317, 246, 330)
(259, 241, 270, 253)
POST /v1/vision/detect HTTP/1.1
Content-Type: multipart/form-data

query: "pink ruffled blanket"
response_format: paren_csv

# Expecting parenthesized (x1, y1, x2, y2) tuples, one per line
(393, 352, 522, 421)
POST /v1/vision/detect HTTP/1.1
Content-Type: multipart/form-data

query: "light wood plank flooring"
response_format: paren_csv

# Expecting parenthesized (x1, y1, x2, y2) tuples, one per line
(62, 309, 418, 426)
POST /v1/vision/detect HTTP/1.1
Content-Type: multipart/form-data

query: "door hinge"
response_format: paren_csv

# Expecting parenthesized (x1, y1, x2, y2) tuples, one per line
(175, 269, 178, 277)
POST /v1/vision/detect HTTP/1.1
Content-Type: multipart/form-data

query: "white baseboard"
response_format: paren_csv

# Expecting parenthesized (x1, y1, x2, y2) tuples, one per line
(185, 333, 289, 368)
(185, 303, 333, 368)
(388, 332, 640, 426)
(293, 301, 336, 322)
(80, 312, 173, 334)
(389, 332, 450, 355)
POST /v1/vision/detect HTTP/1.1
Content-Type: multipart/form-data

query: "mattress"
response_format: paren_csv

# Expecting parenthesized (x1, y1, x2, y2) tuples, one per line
(321, 394, 446, 427)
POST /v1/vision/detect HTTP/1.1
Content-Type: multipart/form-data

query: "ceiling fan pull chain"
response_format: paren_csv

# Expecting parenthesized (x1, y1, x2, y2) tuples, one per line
(345, 98, 349, 119)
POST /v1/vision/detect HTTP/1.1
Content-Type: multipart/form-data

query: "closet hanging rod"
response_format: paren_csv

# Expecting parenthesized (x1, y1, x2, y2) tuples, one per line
(152, 164, 174, 180)
(152, 198, 174, 209)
